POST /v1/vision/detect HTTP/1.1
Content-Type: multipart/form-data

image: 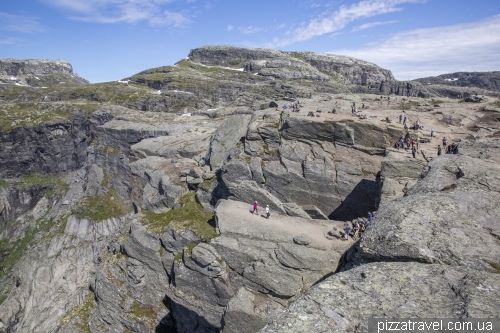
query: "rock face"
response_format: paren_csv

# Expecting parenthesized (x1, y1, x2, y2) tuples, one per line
(415, 71, 500, 92)
(0, 58, 89, 86)
(2, 50, 500, 333)
(261, 139, 500, 333)
(261, 262, 500, 333)
(189, 46, 398, 91)
(0, 114, 92, 177)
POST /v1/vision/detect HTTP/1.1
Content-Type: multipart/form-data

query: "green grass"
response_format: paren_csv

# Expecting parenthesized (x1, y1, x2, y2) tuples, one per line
(440, 184, 457, 191)
(0, 174, 68, 192)
(431, 99, 444, 105)
(73, 188, 131, 222)
(139, 192, 217, 240)
(0, 295, 7, 306)
(486, 261, 500, 273)
(127, 300, 167, 332)
(62, 290, 95, 332)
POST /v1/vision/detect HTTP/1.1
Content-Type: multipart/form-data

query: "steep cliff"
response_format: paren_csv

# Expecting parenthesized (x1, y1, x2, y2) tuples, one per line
(0, 50, 499, 333)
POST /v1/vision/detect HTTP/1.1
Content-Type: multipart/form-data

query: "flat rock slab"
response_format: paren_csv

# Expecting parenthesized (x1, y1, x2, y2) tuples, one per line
(260, 262, 500, 333)
(360, 190, 500, 271)
(215, 199, 348, 251)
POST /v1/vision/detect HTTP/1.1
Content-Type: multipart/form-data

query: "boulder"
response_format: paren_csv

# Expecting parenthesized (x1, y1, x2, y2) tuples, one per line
(207, 115, 251, 170)
(260, 262, 500, 333)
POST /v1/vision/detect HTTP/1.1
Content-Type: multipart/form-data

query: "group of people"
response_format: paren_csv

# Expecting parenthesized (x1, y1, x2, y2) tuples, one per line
(437, 137, 459, 155)
(282, 101, 301, 112)
(342, 211, 373, 240)
(252, 201, 270, 218)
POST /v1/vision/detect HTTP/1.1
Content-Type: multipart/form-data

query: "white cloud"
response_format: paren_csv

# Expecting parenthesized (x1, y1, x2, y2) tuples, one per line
(272, 0, 423, 47)
(0, 12, 45, 33)
(352, 20, 397, 31)
(0, 37, 21, 44)
(226, 25, 233, 31)
(150, 10, 191, 27)
(239, 25, 265, 34)
(41, 0, 191, 26)
(329, 15, 500, 80)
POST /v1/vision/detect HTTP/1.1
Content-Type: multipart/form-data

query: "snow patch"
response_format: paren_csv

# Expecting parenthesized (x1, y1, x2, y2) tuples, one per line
(117, 80, 130, 84)
(181, 113, 192, 117)
(444, 78, 459, 82)
(34, 76, 40, 80)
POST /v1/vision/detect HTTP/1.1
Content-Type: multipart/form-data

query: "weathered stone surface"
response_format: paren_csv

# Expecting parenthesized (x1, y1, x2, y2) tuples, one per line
(242, 261, 303, 297)
(283, 203, 311, 219)
(0, 116, 92, 178)
(261, 262, 500, 333)
(121, 221, 163, 272)
(183, 243, 227, 278)
(381, 148, 427, 179)
(223, 287, 284, 333)
(361, 190, 500, 271)
(301, 205, 328, 220)
(129, 156, 188, 212)
(207, 115, 251, 170)
(292, 234, 312, 246)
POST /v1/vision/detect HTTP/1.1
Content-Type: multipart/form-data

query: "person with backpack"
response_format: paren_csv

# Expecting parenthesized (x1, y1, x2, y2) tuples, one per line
(438, 145, 442, 156)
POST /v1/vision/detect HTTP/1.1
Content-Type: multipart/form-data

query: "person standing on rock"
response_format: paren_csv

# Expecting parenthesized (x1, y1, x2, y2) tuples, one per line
(442, 137, 447, 148)
(438, 145, 442, 156)
(367, 211, 373, 224)
(431, 129, 434, 137)
(403, 115, 407, 125)
(412, 146, 417, 158)
(265, 205, 270, 219)
(399, 114, 402, 123)
(253, 201, 258, 215)
(343, 224, 351, 240)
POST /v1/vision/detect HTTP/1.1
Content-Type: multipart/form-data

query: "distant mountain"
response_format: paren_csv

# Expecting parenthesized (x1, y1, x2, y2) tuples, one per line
(0, 58, 88, 87)
(414, 71, 500, 92)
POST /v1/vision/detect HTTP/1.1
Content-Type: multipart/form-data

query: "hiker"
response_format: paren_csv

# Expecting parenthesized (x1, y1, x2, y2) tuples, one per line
(403, 116, 407, 124)
(344, 224, 351, 240)
(367, 211, 372, 228)
(362, 103, 365, 109)
(352, 222, 360, 238)
(431, 129, 434, 137)
(453, 144, 459, 154)
(253, 201, 258, 215)
(265, 205, 270, 219)
(416, 141, 419, 150)
(412, 146, 416, 158)
(335, 100, 338, 105)
(359, 222, 366, 236)
(438, 145, 442, 156)
(442, 137, 447, 147)
(399, 114, 402, 123)
(411, 138, 415, 148)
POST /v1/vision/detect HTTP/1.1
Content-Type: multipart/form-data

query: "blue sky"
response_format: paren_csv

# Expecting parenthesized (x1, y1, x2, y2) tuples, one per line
(1, 0, 499, 82)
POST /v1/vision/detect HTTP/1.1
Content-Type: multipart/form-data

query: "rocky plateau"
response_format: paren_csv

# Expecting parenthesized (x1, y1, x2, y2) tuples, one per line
(0, 46, 499, 333)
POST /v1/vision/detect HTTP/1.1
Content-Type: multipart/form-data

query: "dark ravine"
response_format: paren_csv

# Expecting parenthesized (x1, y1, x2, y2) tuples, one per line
(0, 47, 499, 333)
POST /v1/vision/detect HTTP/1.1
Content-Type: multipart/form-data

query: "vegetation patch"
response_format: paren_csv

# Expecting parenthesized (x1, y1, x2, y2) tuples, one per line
(485, 261, 500, 273)
(0, 174, 68, 192)
(139, 192, 217, 240)
(440, 184, 457, 191)
(73, 188, 131, 222)
(127, 301, 164, 332)
(431, 99, 444, 105)
(62, 289, 96, 333)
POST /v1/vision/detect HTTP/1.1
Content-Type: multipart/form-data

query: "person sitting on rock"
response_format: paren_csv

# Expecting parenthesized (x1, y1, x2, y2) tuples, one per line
(359, 222, 366, 236)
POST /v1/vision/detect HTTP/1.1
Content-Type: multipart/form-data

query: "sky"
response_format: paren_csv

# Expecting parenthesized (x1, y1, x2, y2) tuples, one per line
(1, 0, 499, 83)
